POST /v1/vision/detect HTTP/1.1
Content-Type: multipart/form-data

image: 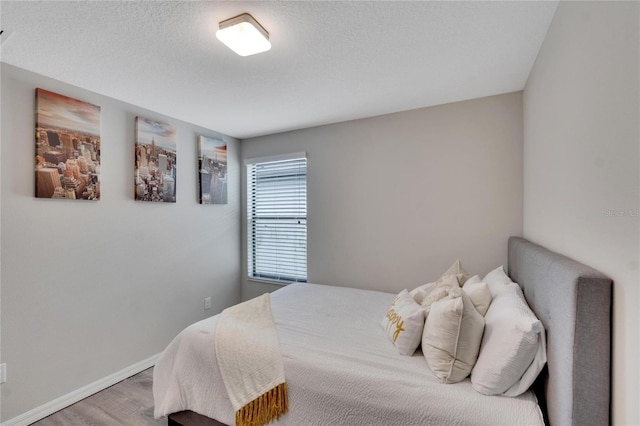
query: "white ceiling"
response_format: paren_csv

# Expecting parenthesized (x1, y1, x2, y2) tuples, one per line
(0, 1, 558, 139)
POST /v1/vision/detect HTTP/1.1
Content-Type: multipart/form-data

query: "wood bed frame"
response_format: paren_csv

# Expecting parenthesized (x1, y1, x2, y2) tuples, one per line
(168, 410, 223, 426)
(167, 237, 612, 426)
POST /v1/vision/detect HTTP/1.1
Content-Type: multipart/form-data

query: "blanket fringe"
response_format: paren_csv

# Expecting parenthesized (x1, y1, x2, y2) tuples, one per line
(235, 382, 288, 426)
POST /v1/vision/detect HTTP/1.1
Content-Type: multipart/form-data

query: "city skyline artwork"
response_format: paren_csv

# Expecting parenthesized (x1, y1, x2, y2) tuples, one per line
(134, 116, 177, 203)
(198, 135, 228, 205)
(35, 88, 101, 200)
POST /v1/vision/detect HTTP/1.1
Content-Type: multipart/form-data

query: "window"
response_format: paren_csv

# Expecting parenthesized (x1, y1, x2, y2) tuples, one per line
(246, 154, 307, 283)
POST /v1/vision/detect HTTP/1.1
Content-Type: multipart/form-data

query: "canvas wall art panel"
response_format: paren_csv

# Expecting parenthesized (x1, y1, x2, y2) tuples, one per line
(198, 136, 227, 204)
(134, 117, 177, 202)
(35, 88, 101, 200)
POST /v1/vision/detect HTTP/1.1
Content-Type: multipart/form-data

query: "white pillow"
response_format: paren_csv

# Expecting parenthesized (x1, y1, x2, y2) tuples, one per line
(409, 281, 436, 305)
(422, 287, 485, 384)
(412, 260, 469, 307)
(483, 265, 512, 288)
(465, 274, 482, 285)
(463, 279, 493, 316)
(381, 290, 426, 356)
(420, 274, 460, 313)
(438, 259, 470, 285)
(471, 278, 547, 396)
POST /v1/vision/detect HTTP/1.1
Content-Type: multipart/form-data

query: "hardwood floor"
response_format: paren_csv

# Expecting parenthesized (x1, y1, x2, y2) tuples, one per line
(31, 368, 166, 426)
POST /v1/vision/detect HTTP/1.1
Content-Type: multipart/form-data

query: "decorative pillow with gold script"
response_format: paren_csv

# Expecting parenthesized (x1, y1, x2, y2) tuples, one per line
(381, 290, 426, 356)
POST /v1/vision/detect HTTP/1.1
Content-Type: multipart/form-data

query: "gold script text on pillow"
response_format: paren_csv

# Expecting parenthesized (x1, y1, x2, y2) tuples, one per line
(384, 306, 405, 342)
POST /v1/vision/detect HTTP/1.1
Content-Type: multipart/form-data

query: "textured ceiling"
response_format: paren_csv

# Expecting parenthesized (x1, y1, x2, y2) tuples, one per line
(0, 1, 558, 139)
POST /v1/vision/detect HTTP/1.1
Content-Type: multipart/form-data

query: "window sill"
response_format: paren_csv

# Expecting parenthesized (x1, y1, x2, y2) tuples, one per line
(247, 277, 302, 287)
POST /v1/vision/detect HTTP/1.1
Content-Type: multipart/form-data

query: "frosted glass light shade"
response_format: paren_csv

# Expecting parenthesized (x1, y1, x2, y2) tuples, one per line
(216, 13, 271, 57)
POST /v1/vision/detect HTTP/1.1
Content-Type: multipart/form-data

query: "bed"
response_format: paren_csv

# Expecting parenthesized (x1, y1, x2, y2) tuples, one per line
(153, 237, 612, 426)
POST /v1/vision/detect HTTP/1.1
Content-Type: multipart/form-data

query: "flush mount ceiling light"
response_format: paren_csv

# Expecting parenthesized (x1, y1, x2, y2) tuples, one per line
(216, 13, 271, 57)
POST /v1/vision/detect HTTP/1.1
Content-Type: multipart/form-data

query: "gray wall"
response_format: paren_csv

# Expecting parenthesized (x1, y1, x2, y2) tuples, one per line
(523, 2, 639, 425)
(0, 64, 241, 422)
(241, 92, 524, 300)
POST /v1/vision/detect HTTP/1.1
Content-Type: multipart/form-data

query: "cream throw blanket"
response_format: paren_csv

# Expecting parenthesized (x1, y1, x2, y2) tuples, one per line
(215, 293, 288, 426)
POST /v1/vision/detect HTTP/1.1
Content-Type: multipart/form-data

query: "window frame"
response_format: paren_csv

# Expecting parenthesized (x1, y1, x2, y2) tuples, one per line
(245, 153, 307, 285)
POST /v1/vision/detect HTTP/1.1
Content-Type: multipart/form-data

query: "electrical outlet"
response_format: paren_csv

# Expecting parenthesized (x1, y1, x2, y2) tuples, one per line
(204, 297, 212, 310)
(0, 363, 6, 384)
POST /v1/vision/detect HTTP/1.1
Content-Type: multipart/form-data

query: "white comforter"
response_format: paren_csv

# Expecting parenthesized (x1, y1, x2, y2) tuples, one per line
(154, 283, 543, 426)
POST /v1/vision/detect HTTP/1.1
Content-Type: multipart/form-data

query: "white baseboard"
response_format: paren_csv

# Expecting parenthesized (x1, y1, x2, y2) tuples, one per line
(1, 353, 161, 426)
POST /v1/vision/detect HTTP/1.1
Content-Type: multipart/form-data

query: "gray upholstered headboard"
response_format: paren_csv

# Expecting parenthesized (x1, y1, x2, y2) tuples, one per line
(507, 237, 612, 426)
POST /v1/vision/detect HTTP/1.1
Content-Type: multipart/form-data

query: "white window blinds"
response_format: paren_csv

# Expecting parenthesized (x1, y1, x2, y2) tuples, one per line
(247, 154, 307, 283)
